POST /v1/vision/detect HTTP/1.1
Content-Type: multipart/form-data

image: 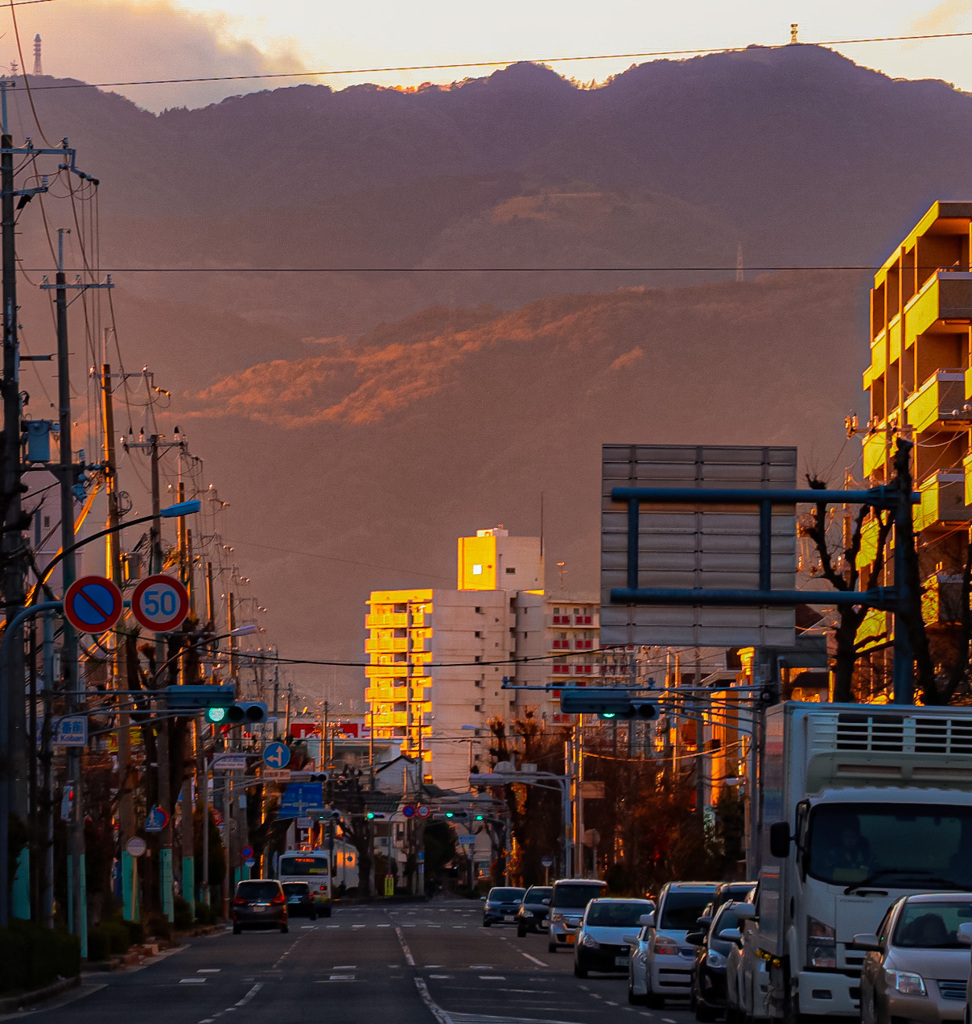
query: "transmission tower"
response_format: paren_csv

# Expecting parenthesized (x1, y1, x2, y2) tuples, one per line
(32, 35, 41, 76)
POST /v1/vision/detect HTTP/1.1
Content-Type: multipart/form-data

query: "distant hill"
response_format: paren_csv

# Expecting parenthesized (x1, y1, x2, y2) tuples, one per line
(6, 45, 963, 692)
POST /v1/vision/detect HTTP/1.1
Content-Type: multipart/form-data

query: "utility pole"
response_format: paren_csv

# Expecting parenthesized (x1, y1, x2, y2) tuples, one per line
(0, 80, 27, 931)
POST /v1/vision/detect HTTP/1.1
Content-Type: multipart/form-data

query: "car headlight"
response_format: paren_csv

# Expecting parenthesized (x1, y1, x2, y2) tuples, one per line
(806, 916, 836, 969)
(705, 948, 727, 969)
(886, 971, 926, 996)
(580, 933, 600, 949)
(551, 912, 564, 923)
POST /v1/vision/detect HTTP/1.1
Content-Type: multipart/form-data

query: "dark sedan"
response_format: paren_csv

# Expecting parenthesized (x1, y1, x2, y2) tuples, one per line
(482, 886, 525, 927)
(517, 885, 553, 936)
(282, 881, 318, 919)
(689, 900, 750, 1021)
(232, 878, 288, 934)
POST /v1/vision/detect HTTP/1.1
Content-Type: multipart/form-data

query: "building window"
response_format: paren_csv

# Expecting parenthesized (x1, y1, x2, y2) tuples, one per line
(472, 564, 483, 576)
(505, 567, 516, 574)
(475, 606, 482, 613)
(474, 631, 482, 638)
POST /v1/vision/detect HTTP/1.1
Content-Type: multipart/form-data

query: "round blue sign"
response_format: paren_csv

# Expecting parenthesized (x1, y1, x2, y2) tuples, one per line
(263, 742, 291, 769)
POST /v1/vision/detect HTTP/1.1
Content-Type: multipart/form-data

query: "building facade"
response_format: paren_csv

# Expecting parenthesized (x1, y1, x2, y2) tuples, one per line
(861, 202, 972, 673)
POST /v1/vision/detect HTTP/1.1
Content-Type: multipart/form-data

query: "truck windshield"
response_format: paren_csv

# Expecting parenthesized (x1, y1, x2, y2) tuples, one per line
(806, 803, 972, 888)
(552, 883, 607, 908)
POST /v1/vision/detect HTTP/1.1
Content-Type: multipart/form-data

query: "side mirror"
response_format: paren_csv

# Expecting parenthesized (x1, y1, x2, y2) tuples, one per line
(480, 896, 487, 901)
(622, 933, 638, 945)
(640, 912, 655, 928)
(717, 927, 743, 944)
(734, 904, 756, 922)
(850, 933, 881, 951)
(957, 923, 972, 945)
(769, 821, 791, 858)
(686, 930, 705, 945)
(542, 898, 550, 906)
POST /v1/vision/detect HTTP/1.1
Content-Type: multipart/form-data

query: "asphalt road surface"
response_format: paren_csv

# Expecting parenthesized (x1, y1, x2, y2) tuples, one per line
(14, 899, 700, 1024)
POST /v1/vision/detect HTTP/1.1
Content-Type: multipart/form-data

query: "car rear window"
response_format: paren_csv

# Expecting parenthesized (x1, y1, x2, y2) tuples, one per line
(552, 882, 607, 909)
(659, 890, 717, 930)
(587, 901, 651, 926)
(283, 883, 309, 896)
(489, 888, 525, 901)
(525, 887, 552, 901)
(238, 881, 280, 901)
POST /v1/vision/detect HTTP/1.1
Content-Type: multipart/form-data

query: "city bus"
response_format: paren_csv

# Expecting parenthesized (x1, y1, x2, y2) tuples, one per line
(275, 850, 333, 917)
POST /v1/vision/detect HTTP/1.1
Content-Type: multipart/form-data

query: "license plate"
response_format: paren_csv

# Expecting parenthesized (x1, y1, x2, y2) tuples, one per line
(565, 934, 575, 944)
(615, 956, 630, 967)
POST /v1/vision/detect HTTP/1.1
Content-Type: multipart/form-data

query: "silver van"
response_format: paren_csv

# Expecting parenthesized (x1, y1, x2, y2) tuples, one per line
(547, 877, 608, 952)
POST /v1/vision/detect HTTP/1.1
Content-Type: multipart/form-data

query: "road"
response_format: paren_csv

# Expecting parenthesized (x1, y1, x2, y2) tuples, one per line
(15, 900, 700, 1024)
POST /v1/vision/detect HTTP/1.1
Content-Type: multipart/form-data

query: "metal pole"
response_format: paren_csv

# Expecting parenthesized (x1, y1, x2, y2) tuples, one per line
(892, 439, 915, 704)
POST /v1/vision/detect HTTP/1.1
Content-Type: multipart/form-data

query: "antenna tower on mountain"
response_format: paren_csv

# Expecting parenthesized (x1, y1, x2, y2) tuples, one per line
(736, 243, 744, 282)
(32, 35, 41, 76)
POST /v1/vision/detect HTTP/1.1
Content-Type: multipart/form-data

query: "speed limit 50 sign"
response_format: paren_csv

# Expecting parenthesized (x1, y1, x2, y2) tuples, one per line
(131, 574, 190, 632)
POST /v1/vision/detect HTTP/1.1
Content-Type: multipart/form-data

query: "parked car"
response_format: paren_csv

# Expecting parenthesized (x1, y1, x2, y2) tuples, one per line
(282, 881, 318, 919)
(689, 900, 751, 1021)
(710, 881, 757, 914)
(516, 885, 553, 936)
(547, 877, 608, 952)
(856, 893, 972, 1024)
(632, 880, 720, 1007)
(574, 897, 655, 978)
(232, 878, 288, 934)
(482, 886, 525, 927)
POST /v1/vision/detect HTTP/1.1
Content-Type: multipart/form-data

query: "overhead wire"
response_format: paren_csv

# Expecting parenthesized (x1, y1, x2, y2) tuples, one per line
(22, 29, 972, 93)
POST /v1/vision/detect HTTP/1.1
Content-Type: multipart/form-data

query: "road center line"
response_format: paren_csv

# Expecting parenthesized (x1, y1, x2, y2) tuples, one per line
(520, 951, 547, 967)
(414, 977, 451, 1024)
(395, 926, 416, 967)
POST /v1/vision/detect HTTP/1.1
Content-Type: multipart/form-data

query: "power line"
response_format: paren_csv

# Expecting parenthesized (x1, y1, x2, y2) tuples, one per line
(20, 32, 972, 93)
(17, 264, 878, 274)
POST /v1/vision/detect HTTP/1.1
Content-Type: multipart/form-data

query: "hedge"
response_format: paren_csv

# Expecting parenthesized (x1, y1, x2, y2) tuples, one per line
(0, 919, 80, 993)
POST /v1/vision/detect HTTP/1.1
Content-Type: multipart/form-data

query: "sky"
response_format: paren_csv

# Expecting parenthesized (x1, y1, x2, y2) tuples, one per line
(7, 0, 972, 112)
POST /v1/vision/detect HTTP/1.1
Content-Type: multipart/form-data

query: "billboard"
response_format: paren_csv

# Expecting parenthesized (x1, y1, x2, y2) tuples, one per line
(601, 444, 797, 649)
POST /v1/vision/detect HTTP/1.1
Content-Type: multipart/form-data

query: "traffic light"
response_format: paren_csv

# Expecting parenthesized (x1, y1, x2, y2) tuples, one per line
(308, 772, 329, 782)
(559, 690, 657, 720)
(60, 783, 75, 822)
(226, 701, 268, 724)
(443, 810, 468, 820)
(366, 811, 386, 820)
(164, 684, 235, 722)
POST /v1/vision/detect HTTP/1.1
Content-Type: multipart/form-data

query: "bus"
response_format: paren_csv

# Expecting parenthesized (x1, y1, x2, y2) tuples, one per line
(275, 850, 333, 917)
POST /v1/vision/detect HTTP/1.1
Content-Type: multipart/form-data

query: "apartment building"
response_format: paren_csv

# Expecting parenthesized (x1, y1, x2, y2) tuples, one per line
(861, 201, 972, 662)
(364, 527, 607, 790)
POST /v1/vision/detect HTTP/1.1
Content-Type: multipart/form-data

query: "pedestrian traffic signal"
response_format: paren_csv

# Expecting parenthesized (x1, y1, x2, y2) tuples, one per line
(60, 783, 75, 822)
(559, 690, 657, 720)
(226, 701, 268, 724)
(164, 684, 236, 722)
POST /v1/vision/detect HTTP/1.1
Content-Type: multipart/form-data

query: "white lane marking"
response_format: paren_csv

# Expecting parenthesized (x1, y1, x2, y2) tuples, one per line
(180, 978, 207, 984)
(235, 982, 262, 1007)
(520, 952, 547, 967)
(429, 974, 452, 979)
(395, 926, 416, 967)
(197, 969, 220, 973)
(479, 976, 506, 980)
(469, 964, 494, 969)
(352, 924, 366, 929)
(328, 974, 355, 981)
(378, 923, 391, 928)
(333, 965, 357, 969)
(414, 977, 451, 1024)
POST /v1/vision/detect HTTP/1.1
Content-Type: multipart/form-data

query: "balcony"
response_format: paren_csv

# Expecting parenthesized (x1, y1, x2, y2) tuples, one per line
(905, 371, 970, 434)
(915, 472, 971, 531)
(922, 572, 964, 625)
(364, 612, 408, 628)
(863, 429, 890, 478)
(364, 637, 408, 654)
(906, 271, 972, 337)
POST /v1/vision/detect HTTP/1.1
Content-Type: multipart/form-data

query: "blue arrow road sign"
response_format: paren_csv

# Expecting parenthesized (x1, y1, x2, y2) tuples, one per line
(263, 742, 291, 769)
(278, 783, 325, 819)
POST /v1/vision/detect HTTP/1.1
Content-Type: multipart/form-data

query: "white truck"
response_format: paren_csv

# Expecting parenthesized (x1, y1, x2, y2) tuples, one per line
(736, 702, 972, 1024)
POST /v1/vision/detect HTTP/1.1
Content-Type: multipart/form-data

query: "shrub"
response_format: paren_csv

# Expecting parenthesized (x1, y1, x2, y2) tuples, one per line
(118, 916, 145, 946)
(0, 919, 81, 988)
(145, 914, 172, 942)
(173, 896, 192, 931)
(194, 901, 217, 926)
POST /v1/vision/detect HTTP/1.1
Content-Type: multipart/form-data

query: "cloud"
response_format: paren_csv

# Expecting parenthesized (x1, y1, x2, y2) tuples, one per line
(7, 0, 313, 111)
(910, 0, 972, 33)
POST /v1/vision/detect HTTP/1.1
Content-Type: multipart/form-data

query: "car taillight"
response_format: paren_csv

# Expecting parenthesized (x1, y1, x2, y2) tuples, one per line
(272, 892, 285, 904)
(654, 935, 680, 955)
(234, 897, 247, 906)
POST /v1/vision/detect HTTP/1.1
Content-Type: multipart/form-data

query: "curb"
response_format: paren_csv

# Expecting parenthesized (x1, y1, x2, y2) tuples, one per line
(0, 974, 81, 1012)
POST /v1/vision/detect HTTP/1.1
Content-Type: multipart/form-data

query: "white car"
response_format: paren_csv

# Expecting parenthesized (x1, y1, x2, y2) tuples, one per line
(574, 898, 654, 978)
(632, 881, 719, 1007)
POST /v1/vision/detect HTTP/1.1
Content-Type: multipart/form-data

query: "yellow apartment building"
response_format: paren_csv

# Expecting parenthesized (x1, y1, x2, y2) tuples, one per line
(861, 201, 972, 662)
